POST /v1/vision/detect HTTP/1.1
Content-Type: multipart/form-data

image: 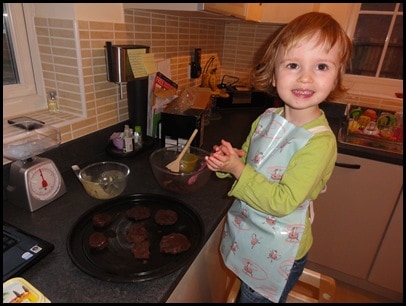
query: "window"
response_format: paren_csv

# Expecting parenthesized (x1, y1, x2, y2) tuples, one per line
(342, 3, 403, 99)
(3, 3, 45, 119)
(347, 3, 403, 80)
(3, 4, 18, 85)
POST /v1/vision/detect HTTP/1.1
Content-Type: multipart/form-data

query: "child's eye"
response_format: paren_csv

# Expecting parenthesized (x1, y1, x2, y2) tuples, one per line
(286, 63, 299, 69)
(317, 64, 329, 71)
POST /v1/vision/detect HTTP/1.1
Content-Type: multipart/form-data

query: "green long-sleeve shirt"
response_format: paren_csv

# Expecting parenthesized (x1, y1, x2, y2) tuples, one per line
(217, 107, 337, 259)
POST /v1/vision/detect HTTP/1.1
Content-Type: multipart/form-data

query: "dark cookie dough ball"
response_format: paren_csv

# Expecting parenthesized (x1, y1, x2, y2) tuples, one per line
(125, 223, 148, 244)
(126, 206, 151, 221)
(154, 209, 178, 225)
(92, 213, 112, 228)
(160, 233, 191, 254)
(131, 240, 150, 260)
(89, 232, 109, 250)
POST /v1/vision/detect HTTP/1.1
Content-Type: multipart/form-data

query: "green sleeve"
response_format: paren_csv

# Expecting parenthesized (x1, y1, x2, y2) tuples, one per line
(228, 131, 337, 217)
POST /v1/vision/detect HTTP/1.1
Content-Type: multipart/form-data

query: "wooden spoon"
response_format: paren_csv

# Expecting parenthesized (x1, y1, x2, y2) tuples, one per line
(165, 129, 198, 172)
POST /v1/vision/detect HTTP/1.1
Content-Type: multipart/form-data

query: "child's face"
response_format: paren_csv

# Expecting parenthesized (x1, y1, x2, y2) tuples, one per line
(272, 34, 341, 110)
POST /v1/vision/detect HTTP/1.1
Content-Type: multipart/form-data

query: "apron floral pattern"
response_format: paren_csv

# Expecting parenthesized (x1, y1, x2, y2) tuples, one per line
(220, 108, 331, 302)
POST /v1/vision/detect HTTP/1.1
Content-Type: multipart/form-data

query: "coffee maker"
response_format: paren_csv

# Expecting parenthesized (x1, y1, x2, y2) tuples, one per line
(104, 42, 150, 141)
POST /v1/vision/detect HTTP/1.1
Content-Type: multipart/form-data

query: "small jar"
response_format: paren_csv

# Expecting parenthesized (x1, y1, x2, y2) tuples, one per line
(47, 91, 60, 113)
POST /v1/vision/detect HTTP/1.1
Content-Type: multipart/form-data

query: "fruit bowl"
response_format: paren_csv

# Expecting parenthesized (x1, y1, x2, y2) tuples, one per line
(78, 162, 130, 199)
(149, 146, 211, 194)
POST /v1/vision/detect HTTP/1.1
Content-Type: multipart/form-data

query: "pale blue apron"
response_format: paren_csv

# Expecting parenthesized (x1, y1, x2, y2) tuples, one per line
(220, 108, 331, 302)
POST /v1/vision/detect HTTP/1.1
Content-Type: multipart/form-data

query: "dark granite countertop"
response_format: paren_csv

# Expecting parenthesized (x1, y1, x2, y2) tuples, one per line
(2, 103, 402, 303)
(2, 108, 264, 303)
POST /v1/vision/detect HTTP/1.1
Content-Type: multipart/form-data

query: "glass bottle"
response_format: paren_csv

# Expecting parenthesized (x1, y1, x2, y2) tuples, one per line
(47, 91, 60, 113)
(133, 125, 143, 148)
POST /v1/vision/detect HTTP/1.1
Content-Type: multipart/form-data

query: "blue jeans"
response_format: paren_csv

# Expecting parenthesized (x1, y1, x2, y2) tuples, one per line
(237, 253, 308, 303)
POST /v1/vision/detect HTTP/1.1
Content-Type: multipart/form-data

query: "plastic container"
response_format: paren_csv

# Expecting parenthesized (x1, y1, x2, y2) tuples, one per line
(3, 121, 61, 161)
(3, 277, 51, 303)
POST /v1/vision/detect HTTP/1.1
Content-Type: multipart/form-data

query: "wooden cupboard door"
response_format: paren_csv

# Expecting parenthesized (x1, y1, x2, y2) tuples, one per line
(202, 3, 262, 22)
(260, 3, 356, 31)
(318, 3, 358, 31)
(260, 3, 317, 24)
(167, 217, 235, 302)
(308, 154, 403, 279)
(368, 190, 403, 293)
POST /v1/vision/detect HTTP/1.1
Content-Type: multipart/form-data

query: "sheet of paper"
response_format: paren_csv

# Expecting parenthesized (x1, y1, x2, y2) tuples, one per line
(127, 48, 147, 78)
(142, 53, 158, 74)
(157, 59, 172, 78)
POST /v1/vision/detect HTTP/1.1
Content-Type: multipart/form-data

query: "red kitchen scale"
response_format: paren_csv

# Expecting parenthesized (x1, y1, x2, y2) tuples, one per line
(4, 120, 66, 212)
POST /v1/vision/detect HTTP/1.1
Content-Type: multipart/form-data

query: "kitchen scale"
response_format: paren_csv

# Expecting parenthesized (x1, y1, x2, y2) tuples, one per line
(4, 120, 66, 212)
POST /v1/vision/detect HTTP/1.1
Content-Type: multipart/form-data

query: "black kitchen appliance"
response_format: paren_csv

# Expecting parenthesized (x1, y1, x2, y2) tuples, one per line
(215, 86, 277, 109)
(159, 108, 205, 148)
(104, 42, 151, 141)
(190, 48, 202, 79)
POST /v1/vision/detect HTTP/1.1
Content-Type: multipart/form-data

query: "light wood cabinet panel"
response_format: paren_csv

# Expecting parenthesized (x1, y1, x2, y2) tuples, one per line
(260, 3, 317, 24)
(202, 3, 262, 22)
(123, 3, 357, 30)
(123, 3, 201, 11)
(260, 3, 356, 30)
(167, 217, 234, 302)
(308, 153, 403, 279)
(368, 189, 403, 293)
(318, 3, 358, 32)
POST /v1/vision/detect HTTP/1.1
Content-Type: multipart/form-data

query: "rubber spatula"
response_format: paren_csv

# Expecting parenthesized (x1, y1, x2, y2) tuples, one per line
(165, 129, 198, 172)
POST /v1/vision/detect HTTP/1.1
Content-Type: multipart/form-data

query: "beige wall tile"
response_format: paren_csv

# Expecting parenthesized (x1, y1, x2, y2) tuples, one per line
(48, 19, 74, 28)
(49, 28, 75, 39)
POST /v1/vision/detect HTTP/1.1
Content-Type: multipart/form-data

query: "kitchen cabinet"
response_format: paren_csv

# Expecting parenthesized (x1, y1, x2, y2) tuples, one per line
(123, 3, 262, 22)
(368, 189, 403, 293)
(123, 3, 355, 31)
(201, 3, 262, 22)
(167, 217, 234, 302)
(260, 3, 356, 30)
(260, 3, 318, 24)
(308, 153, 403, 280)
(123, 3, 202, 11)
(201, 3, 355, 30)
(201, 3, 317, 24)
(317, 3, 357, 32)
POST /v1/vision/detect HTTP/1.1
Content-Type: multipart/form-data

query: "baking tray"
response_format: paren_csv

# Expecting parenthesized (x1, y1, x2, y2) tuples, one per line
(66, 193, 204, 283)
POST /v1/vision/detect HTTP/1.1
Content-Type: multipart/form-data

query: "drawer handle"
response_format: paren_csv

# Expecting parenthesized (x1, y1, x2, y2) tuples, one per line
(335, 162, 361, 169)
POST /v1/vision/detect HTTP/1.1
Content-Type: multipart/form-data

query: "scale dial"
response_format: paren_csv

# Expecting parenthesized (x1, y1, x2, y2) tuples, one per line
(27, 162, 62, 201)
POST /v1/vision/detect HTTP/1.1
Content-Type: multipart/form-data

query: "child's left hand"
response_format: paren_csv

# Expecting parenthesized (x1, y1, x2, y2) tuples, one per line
(205, 139, 246, 179)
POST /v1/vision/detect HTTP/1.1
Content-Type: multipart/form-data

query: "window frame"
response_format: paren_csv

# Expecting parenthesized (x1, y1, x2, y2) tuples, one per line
(3, 3, 45, 119)
(343, 3, 403, 99)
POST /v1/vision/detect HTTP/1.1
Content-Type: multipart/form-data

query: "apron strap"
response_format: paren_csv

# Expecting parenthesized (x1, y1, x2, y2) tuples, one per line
(308, 125, 332, 134)
(307, 125, 332, 224)
(309, 200, 315, 224)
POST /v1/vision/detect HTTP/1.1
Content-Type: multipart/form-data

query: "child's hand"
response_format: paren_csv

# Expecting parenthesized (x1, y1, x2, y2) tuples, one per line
(212, 140, 246, 157)
(205, 139, 246, 179)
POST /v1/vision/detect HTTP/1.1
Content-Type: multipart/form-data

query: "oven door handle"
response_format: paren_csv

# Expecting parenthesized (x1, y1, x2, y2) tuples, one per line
(335, 162, 361, 169)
